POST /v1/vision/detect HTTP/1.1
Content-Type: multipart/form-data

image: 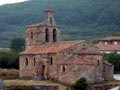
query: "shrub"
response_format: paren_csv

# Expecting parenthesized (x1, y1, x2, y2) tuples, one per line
(69, 77, 88, 90)
(0, 69, 19, 79)
(0, 51, 19, 69)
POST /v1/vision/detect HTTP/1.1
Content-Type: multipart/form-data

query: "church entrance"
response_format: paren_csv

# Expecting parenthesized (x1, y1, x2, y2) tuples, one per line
(41, 65, 45, 77)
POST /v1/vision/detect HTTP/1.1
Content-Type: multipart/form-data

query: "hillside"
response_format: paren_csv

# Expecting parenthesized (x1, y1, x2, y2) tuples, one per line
(0, 0, 120, 47)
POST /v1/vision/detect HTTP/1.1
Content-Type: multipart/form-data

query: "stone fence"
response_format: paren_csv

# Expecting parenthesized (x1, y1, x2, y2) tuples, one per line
(68, 82, 120, 90)
(87, 83, 120, 90)
(5, 85, 59, 90)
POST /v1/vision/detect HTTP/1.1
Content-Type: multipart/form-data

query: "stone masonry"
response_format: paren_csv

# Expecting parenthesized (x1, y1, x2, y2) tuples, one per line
(19, 8, 114, 85)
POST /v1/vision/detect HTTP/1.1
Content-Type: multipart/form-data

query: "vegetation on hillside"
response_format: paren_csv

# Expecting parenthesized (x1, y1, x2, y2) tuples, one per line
(0, 0, 120, 47)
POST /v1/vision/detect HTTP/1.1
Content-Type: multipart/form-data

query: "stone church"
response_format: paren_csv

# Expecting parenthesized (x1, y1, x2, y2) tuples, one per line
(19, 8, 113, 84)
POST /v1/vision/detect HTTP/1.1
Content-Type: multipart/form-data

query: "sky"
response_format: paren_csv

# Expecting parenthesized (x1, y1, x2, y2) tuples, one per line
(0, 0, 27, 5)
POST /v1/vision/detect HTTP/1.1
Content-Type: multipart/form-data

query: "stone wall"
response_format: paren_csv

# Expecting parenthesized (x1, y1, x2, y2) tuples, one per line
(19, 54, 49, 79)
(19, 54, 36, 78)
(58, 64, 96, 84)
(103, 62, 114, 79)
(5, 85, 59, 90)
(67, 82, 119, 90)
(25, 25, 61, 50)
(87, 83, 119, 90)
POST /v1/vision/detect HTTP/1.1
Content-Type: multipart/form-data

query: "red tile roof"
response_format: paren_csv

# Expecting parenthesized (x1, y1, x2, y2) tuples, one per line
(26, 23, 59, 28)
(100, 36, 120, 41)
(95, 44, 120, 51)
(26, 23, 43, 28)
(20, 41, 84, 55)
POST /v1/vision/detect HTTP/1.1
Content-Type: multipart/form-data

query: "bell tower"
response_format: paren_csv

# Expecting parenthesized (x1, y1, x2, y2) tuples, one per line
(44, 8, 56, 26)
(43, 8, 61, 43)
(25, 8, 61, 49)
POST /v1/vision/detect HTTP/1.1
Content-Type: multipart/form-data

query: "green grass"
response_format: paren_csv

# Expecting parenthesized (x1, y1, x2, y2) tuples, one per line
(4, 80, 67, 90)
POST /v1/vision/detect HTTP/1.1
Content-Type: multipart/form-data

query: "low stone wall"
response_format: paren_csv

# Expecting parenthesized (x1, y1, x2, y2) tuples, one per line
(88, 83, 119, 90)
(5, 85, 59, 90)
(4, 82, 120, 90)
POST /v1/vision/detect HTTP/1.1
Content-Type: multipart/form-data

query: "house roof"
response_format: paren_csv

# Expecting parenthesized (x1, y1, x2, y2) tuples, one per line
(26, 23, 43, 28)
(20, 41, 84, 55)
(26, 23, 59, 28)
(95, 44, 120, 51)
(100, 36, 120, 41)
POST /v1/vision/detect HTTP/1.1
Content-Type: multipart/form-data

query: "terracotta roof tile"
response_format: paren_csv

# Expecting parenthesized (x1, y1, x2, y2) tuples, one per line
(20, 41, 84, 55)
(26, 23, 59, 28)
(26, 23, 43, 28)
(95, 44, 120, 51)
(100, 36, 120, 41)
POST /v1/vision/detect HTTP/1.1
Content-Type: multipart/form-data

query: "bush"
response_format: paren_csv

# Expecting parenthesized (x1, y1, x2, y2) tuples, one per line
(0, 51, 19, 69)
(0, 69, 19, 79)
(69, 77, 88, 90)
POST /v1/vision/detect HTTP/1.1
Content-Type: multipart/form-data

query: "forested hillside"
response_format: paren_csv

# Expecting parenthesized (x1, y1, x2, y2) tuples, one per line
(0, 0, 120, 47)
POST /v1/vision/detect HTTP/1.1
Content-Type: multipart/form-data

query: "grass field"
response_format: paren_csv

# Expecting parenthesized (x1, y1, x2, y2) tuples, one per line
(4, 80, 67, 90)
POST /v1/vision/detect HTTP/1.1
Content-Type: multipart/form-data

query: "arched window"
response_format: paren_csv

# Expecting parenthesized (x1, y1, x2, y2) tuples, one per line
(25, 58, 28, 66)
(53, 29, 57, 42)
(50, 57, 53, 65)
(45, 28, 49, 42)
(34, 58, 36, 66)
(30, 32, 33, 39)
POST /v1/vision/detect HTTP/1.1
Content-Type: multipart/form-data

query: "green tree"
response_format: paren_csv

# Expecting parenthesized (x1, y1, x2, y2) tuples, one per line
(69, 77, 88, 90)
(10, 38, 25, 52)
(90, 38, 99, 44)
(0, 51, 19, 69)
(103, 52, 120, 71)
(112, 32, 120, 36)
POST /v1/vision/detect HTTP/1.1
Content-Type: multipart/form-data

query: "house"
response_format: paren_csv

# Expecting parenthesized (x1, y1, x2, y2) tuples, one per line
(19, 8, 113, 84)
(95, 36, 120, 54)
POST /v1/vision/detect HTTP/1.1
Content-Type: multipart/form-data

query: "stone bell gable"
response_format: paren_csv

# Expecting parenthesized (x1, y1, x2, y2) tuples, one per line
(25, 8, 61, 49)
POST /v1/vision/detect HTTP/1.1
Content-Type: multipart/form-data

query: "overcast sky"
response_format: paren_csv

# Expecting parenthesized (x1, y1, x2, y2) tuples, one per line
(0, 0, 27, 5)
